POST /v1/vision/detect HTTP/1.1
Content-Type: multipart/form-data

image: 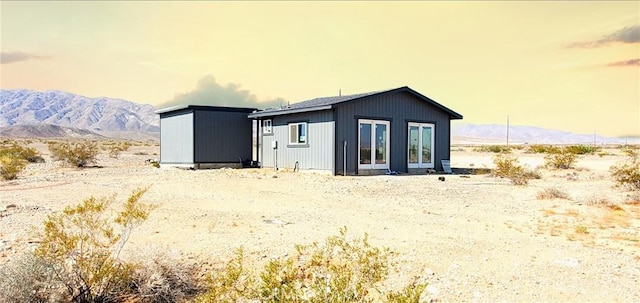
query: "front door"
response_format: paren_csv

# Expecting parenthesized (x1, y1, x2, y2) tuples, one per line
(408, 122, 434, 168)
(358, 119, 390, 170)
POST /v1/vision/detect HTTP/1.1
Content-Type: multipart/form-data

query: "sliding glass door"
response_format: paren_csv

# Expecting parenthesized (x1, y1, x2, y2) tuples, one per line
(408, 122, 434, 168)
(358, 119, 390, 170)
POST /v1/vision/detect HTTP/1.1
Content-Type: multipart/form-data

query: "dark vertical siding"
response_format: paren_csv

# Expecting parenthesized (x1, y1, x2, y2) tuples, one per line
(334, 91, 451, 174)
(193, 110, 253, 163)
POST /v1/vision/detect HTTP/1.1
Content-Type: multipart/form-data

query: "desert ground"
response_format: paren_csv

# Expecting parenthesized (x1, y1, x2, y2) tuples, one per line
(1, 140, 639, 302)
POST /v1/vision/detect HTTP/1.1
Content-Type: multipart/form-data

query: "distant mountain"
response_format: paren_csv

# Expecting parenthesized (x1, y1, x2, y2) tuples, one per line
(0, 89, 159, 139)
(452, 124, 638, 145)
(0, 124, 104, 139)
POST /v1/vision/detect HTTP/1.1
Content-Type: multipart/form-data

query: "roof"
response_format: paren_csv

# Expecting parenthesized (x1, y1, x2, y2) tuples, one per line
(156, 105, 257, 115)
(247, 86, 463, 119)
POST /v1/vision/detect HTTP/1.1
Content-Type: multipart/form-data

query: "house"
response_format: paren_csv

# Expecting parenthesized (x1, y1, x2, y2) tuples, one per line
(248, 86, 463, 175)
(156, 105, 257, 169)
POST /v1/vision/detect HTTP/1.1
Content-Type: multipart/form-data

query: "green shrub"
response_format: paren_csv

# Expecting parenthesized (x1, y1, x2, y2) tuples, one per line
(544, 147, 578, 169)
(196, 227, 428, 303)
(0, 155, 27, 180)
(0, 143, 43, 163)
(33, 187, 155, 302)
(525, 144, 560, 154)
(492, 153, 536, 185)
(610, 148, 640, 190)
(566, 145, 600, 155)
(48, 141, 98, 167)
(473, 145, 511, 153)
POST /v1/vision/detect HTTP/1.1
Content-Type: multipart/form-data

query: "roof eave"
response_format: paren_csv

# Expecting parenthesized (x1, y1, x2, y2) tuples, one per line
(248, 105, 332, 118)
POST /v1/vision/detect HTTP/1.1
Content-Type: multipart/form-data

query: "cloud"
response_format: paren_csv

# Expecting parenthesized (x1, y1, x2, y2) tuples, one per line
(568, 24, 640, 48)
(158, 75, 286, 110)
(0, 51, 49, 64)
(606, 58, 640, 67)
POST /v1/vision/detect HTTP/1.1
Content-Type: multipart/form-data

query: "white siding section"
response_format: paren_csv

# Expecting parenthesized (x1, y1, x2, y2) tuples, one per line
(160, 113, 193, 164)
(262, 120, 334, 171)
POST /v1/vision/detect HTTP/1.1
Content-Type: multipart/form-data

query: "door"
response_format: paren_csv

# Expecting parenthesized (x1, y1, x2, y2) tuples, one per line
(408, 122, 434, 168)
(359, 119, 390, 170)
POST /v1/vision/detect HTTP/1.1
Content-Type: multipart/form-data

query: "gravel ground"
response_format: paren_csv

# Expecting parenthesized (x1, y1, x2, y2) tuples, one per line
(1, 142, 639, 302)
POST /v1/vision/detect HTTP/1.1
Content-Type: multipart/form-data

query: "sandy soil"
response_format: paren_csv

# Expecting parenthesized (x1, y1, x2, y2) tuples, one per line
(1, 141, 639, 302)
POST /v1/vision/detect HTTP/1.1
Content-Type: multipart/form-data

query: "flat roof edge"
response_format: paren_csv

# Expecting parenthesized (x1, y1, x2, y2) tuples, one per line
(156, 105, 257, 114)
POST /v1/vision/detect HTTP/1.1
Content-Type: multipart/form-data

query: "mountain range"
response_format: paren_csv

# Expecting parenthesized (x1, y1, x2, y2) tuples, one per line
(0, 89, 159, 140)
(0, 89, 637, 144)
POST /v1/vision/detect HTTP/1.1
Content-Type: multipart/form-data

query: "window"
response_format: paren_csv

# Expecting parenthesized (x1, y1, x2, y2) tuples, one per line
(288, 122, 307, 145)
(263, 119, 272, 134)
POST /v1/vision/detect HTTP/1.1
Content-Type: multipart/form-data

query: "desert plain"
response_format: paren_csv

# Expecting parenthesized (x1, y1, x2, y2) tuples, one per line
(1, 140, 639, 302)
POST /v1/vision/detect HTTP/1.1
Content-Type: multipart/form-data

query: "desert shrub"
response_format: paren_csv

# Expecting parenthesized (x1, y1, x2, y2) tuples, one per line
(196, 247, 255, 302)
(196, 227, 427, 303)
(33, 187, 155, 302)
(610, 147, 640, 190)
(0, 155, 27, 180)
(261, 227, 392, 302)
(0, 253, 63, 303)
(0, 143, 43, 163)
(473, 145, 511, 153)
(130, 248, 203, 302)
(536, 187, 570, 200)
(566, 145, 600, 155)
(544, 147, 578, 169)
(48, 141, 98, 167)
(525, 144, 560, 154)
(492, 153, 535, 185)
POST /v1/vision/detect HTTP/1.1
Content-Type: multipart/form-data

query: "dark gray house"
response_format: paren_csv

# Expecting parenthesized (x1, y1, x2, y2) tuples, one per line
(248, 86, 463, 175)
(156, 105, 256, 169)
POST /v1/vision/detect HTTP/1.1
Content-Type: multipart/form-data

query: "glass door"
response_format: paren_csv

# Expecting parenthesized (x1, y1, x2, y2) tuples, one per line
(407, 122, 434, 168)
(359, 119, 390, 170)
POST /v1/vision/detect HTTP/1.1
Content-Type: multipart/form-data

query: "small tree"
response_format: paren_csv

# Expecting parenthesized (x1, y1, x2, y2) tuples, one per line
(610, 148, 640, 190)
(48, 141, 99, 167)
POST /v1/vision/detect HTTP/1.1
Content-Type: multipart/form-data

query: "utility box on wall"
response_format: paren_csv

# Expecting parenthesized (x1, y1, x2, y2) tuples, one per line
(156, 105, 257, 169)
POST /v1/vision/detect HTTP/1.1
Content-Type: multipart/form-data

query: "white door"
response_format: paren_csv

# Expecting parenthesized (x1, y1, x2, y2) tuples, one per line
(408, 122, 434, 168)
(358, 119, 390, 170)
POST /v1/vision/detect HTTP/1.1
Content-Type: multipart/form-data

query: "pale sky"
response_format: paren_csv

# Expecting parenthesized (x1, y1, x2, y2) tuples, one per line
(1, 1, 638, 137)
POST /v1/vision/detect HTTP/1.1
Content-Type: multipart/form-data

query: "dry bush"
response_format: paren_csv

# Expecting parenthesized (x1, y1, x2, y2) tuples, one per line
(566, 145, 600, 155)
(33, 187, 155, 302)
(107, 142, 132, 159)
(610, 148, 640, 190)
(585, 196, 617, 207)
(525, 144, 560, 154)
(0, 155, 27, 180)
(493, 153, 537, 185)
(544, 147, 578, 169)
(0, 253, 63, 303)
(129, 248, 203, 302)
(48, 141, 99, 167)
(537, 187, 570, 200)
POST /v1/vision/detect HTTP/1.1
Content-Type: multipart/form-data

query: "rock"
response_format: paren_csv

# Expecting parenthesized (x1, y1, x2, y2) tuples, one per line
(5, 204, 17, 210)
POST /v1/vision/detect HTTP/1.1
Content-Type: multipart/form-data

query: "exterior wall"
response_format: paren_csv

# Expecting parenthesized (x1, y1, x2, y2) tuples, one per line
(260, 110, 334, 172)
(159, 111, 194, 164)
(334, 91, 452, 174)
(193, 110, 253, 164)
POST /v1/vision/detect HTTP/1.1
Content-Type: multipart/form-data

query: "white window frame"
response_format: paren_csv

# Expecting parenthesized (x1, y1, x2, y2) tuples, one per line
(263, 119, 272, 134)
(358, 119, 390, 170)
(407, 122, 435, 169)
(288, 122, 307, 145)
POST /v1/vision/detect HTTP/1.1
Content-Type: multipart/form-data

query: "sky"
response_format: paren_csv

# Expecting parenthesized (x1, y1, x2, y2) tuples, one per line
(0, 1, 638, 137)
